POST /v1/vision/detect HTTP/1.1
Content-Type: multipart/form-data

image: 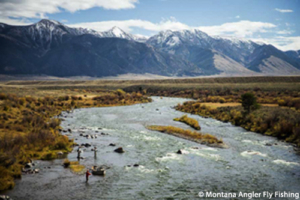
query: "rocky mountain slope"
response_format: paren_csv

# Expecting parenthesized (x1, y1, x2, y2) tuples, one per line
(247, 45, 300, 74)
(146, 29, 300, 75)
(38, 35, 201, 77)
(285, 50, 300, 63)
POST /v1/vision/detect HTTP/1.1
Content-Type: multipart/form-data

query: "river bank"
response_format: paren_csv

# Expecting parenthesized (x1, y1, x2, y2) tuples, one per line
(0, 90, 151, 191)
(175, 101, 300, 147)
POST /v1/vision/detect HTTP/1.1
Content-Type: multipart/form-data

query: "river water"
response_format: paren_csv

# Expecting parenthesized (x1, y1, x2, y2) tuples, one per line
(4, 97, 300, 200)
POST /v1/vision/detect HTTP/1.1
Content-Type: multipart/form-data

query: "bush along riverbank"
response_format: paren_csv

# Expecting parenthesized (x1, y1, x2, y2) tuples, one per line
(0, 90, 152, 191)
(175, 93, 300, 147)
(128, 86, 300, 111)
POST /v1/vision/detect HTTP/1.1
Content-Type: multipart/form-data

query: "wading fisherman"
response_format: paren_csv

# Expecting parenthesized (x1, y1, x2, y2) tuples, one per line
(77, 147, 82, 160)
(86, 169, 91, 182)
(94, 147, 97, 158)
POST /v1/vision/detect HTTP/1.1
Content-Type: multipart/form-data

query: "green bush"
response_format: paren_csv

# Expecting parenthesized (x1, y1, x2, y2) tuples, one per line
(241, 93, 259, 113)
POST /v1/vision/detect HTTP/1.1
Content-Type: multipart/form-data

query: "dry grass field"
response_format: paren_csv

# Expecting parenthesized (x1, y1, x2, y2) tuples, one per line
(1, 76, 300, 94)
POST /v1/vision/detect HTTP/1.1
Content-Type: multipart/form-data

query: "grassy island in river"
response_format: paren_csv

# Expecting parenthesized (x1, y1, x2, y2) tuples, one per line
(146, 125, 226, 148)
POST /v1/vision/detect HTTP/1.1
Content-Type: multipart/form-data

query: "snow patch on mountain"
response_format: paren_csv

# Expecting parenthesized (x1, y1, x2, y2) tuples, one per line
(147, 29, 213, 49)
(96, 26, 148, 42)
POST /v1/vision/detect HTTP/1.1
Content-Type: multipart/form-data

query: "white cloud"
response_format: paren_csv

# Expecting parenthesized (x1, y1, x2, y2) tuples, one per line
(69, 16, 299, 51)
(69, 17, 190, 33)
(275, 8, 293, 13)
(251, 36, 300, 51)
(70, 18, 299, 50)
(0, 17, 32, 25)
(0, 0, 138, 21)
(278, 37, 300, 51)
(197, 20, 276, 38)
(69, 19, 276, 39)
(235, 15, 240, 19)
(277, 30, 293, 35)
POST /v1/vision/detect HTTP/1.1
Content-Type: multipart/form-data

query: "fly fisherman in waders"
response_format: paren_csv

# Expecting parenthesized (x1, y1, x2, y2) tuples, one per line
(86, 169, 91, 182)
(94, 147, 97, 158)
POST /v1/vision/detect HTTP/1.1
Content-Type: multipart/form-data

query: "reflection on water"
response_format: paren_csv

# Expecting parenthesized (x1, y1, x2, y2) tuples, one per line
(4, 97, 300, 200)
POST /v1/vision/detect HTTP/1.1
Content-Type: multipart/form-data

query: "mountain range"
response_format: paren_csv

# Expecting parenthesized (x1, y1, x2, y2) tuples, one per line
(0, 19, 299, 77)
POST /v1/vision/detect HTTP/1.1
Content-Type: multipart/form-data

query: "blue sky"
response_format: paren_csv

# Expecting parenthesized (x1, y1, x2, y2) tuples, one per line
(0, 0, 299, 50)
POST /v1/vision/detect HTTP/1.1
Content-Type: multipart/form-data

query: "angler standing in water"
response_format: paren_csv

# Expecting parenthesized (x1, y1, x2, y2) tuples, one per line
(94, 147, 97, 158)
(86, 169, 91, 182)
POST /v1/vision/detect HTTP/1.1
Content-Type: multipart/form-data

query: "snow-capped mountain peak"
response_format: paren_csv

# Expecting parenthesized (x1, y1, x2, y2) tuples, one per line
(147, 29, 213, 48)
(110, 26, 125, 34)
(212, 35, 252, 45)
(131, 34, 149, 43)
(31, 19, 101, 36)
(36, 19, 62, 26)
(100, 26, 132, 40)
(99, 26, 148, 42)
(146, 28, 262, 63)
(105, 26, 128, 38)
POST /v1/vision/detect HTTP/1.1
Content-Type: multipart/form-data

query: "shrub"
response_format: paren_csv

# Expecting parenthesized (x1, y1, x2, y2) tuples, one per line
(63, 159, 84, 172)
(25, 96, 36, 103)
(71, 100, 76, 107)
(63, 159, 71, 167)
(41, 152, 57, 160)
(219, 97, 226, 103)
(52, 136, 70, 150)
(116, 89, 126, 96)
(27, 130, 55, 146)
(277, 99, 285, 106)
(48, 118, 61, 129)
(18, 98, 26, 106)
(241, 93, 259, 113)
(69, 164, 85, 173)
(71, 96, 78, 100)
(174, 115, 201, 130)
(58, 96, 69, 101)
(12, 124, 24, 132)
(3, 104, 10, 111)
(0, 152, 15, 167)
(0, 167, 15, 190)
(0, 93, 7, 100)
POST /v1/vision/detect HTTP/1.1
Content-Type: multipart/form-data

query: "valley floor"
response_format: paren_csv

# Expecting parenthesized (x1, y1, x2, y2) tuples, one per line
(0, 76, 299, 192)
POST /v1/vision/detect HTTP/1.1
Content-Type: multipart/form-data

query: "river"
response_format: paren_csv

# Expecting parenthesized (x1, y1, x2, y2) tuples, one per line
(4, 97, 300, 200)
